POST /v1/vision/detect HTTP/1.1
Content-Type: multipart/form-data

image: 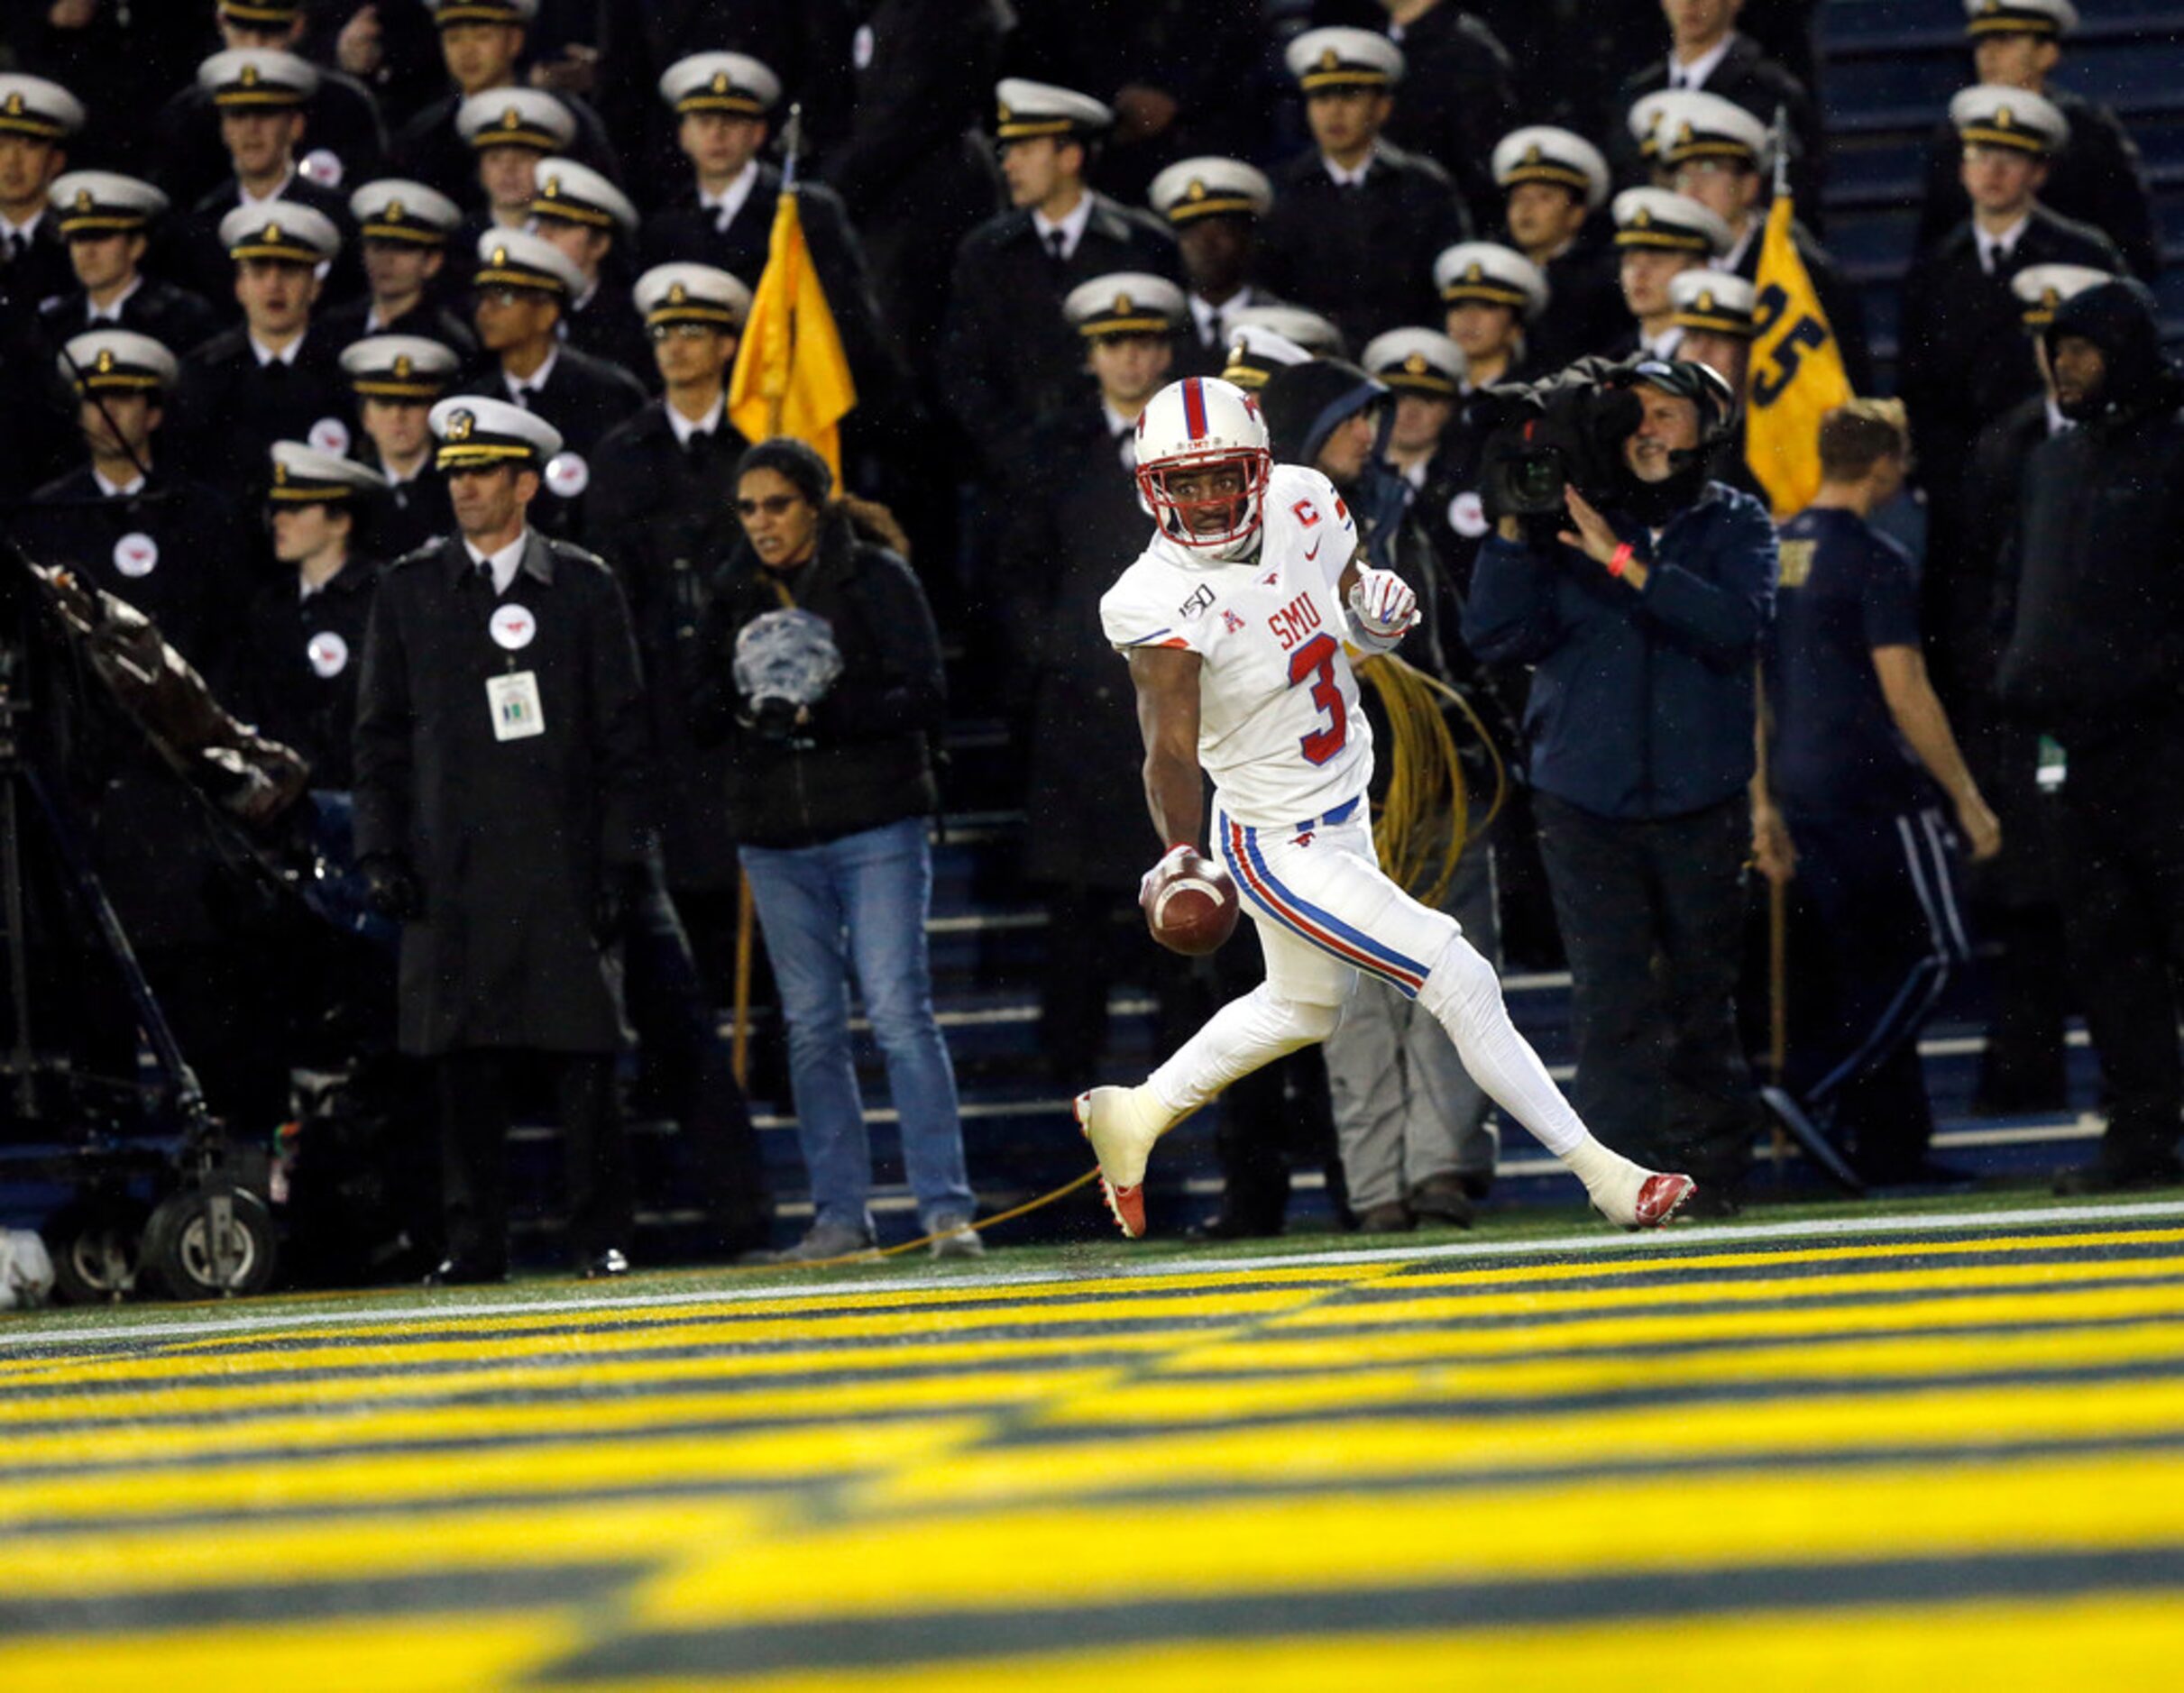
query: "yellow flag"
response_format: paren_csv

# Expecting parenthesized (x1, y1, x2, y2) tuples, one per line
(727, 186, 857, 484)
(1745, 189, 1853, 519)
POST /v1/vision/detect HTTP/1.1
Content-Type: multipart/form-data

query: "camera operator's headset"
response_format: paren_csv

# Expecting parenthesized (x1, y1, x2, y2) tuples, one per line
(1617, 357, 1742, 468)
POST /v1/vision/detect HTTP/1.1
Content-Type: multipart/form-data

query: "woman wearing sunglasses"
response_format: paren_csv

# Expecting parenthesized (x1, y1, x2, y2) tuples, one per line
(690, 437, 978, 1262)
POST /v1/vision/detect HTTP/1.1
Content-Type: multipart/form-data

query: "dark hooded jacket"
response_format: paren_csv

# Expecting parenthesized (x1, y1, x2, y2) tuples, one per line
(1997, 279, 2184, 748)
(687, 505, 944, 850)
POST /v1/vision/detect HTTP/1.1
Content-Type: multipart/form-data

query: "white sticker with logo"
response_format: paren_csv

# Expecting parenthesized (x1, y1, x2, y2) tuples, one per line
(853, 23, 876, 68)
(544, 452, 589, 499)
(306, 631, 349, 678)
(301, 148, 345, 189)
(1449, 490, 1488, 538)
(309, 416, 352, 457)
(114, 532, 159, 577)
(490, 603, 537, 651)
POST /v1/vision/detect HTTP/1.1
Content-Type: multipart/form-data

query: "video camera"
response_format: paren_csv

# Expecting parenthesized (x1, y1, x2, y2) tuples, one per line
(1474, 357, 1736, 543)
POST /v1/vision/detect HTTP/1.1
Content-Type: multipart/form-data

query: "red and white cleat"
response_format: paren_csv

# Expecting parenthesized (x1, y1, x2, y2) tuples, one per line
(1098, 1177, 1147, 1239)
(1629, 1172, 1696, 1229)
(1587, 1159, 1697, 1230)
(1075, 1085, 1170, 1240)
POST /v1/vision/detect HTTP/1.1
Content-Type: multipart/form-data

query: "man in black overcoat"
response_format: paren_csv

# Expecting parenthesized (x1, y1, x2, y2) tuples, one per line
(1996, 279, 2184, 1194)
(353, 393, 649, 1282)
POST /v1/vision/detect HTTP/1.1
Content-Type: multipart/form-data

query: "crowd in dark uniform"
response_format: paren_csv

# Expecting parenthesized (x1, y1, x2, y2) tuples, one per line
(0, 0, 2176, 1274)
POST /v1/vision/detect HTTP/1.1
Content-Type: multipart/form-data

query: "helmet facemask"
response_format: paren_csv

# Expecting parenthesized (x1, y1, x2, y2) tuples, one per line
(1136, 447, 1271, 556)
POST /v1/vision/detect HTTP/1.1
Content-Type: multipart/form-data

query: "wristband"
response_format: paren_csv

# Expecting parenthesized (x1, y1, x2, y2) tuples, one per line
(1607, 542, 1635, 580)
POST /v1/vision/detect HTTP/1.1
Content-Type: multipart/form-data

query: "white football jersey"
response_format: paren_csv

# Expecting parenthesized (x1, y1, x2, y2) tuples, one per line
(1100, 463, 1373, 828)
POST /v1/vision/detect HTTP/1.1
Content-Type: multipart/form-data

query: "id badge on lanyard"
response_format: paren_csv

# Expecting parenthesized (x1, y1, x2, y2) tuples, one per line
(487, 600, 545, 740)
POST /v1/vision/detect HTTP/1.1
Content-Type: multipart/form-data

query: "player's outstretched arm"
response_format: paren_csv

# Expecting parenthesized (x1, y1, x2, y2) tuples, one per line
(1127, 644, 1206, 849)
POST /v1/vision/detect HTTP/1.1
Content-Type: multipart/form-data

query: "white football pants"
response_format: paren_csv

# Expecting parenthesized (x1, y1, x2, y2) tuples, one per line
(1147, 797, 1591, 1160)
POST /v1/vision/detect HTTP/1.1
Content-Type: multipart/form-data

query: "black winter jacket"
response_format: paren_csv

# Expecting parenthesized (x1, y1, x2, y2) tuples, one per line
(1998, 280, 2184, 748)
(690, 508, 944, 849)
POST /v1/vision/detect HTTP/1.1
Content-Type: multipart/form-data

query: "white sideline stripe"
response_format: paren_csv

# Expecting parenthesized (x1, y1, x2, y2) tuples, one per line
(854, 997, 1160, 1034)
(5, 1199, 2183, 1352)
(1936, 1116, 2106, 1148)
(927, 911, 1044, 935)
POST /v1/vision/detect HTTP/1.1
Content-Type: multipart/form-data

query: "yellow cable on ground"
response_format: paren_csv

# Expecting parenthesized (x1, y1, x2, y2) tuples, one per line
(1354, 654, 1508, 907)
(862, 1168, 1102, 1264)
(546, 1169, 1108, 1283)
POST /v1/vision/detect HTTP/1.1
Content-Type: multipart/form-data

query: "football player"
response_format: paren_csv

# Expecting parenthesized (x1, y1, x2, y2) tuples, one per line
(1079, 375, 1696, 1237)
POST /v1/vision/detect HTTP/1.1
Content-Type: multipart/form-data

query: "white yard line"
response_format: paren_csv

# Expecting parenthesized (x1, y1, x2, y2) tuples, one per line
(5, 1198, 2183, 1352)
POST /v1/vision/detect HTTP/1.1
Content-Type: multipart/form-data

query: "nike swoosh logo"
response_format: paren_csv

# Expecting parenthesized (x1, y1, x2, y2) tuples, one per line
(1304, 539, 1321, 561)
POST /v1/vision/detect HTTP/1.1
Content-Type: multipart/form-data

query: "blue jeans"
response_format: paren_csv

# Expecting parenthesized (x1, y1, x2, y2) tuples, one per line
(739, 818, 972, 1233)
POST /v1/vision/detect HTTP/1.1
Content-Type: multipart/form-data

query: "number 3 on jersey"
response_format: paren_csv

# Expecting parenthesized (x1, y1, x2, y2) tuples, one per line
(1287, 631, 1347, 764)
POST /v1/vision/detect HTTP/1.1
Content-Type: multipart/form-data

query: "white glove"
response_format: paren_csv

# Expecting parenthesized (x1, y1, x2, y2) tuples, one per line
(1139, 842, 1197, 909)
(1346, 567, 1419, 651)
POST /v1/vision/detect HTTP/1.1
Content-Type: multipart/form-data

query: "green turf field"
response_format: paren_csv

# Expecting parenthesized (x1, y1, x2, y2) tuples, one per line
(5, 1193, 2184, 1688)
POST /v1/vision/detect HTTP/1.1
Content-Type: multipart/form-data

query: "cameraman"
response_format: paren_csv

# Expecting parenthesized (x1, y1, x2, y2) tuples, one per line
(688, 439, 977, 1262)
(1464, 359, 1777, 1209)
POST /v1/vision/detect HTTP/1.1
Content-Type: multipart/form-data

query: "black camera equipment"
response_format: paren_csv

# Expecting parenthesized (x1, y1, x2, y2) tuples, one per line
(0, 541, 282, 1299)
(1475, 357, 1739, 541)
(0, 343, 312, 1299)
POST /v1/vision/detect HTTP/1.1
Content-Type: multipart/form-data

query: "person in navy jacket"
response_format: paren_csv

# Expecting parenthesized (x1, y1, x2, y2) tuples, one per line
(1464, 357, 1776, 1209)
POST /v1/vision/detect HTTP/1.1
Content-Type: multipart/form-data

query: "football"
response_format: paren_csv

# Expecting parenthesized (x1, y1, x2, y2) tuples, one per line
(1142, 850, 1241, 956)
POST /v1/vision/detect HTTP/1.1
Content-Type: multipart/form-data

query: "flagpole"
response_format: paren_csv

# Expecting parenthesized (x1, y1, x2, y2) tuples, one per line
(779, 100, 803, 193)
(736, 102, 806, 1091)
(767, 102, 804, 440)
(1759, 125, 1793, 1168)
(1758, 125, 1791, 1160)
